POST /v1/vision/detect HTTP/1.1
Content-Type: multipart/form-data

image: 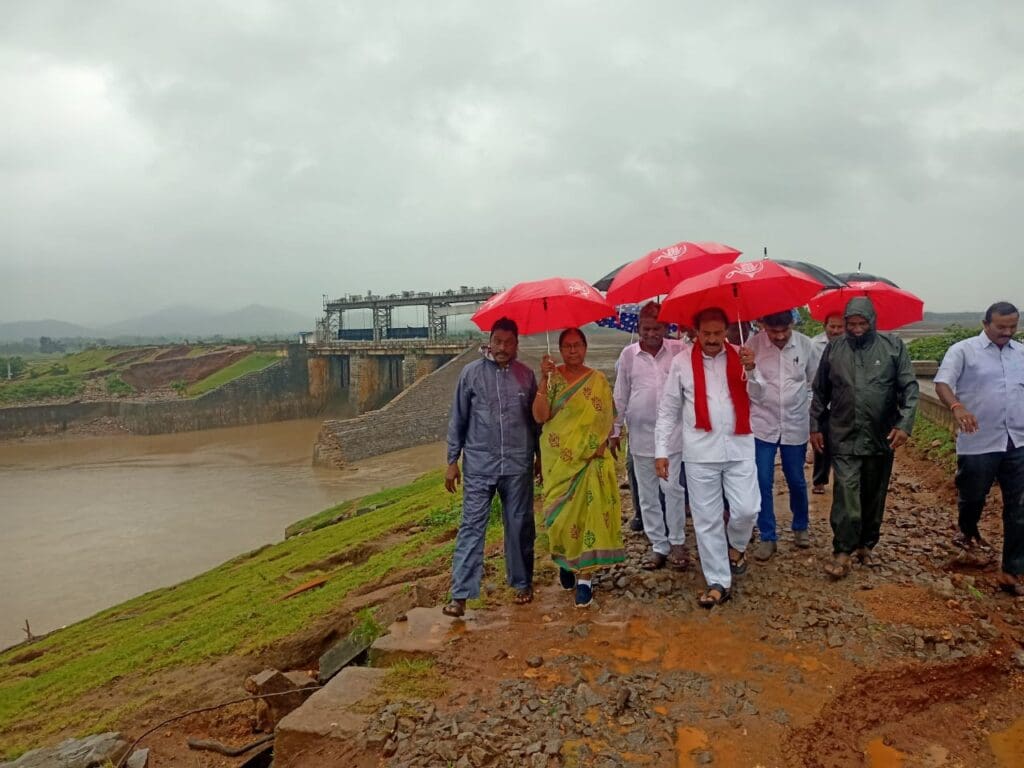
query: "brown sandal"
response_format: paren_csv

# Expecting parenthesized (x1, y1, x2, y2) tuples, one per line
(698, 584, 732, 608)
(824, 554, 851, 580)
(667, 545, 689, 571)
(514, 588, 534, 605)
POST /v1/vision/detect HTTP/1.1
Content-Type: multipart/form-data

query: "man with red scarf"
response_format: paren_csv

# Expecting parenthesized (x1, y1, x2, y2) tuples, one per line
(655, 307, 761, 607)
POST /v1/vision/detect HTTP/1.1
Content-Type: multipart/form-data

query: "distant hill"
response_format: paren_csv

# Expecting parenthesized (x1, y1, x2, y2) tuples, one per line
(0, 319, 97, 341)
(1, 305, 313, 342)
(100, 304, 313, 338)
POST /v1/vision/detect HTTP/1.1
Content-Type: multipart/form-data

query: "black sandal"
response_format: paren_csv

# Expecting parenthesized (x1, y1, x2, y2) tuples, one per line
(728, 548, 748, 576)
(997, 580, 1024, 597)
(698, 584, 732, 608)
(641, 552, 667, 570)
(442, 599, 466, 617)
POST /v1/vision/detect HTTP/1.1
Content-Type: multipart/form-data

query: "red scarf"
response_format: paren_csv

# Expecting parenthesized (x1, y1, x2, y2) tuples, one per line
(691, 342, 751, 435)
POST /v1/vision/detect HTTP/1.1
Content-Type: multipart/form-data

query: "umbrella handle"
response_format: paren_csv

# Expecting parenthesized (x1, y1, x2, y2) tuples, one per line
(737, 309, 749, 381)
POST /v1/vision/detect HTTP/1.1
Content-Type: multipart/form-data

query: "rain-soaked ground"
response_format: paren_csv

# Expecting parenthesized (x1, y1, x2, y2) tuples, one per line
(358, 444, 1024, 768)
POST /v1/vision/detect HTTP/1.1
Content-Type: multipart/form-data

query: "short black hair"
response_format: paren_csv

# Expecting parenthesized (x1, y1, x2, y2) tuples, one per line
(490, 317, 519, 337)
(759, 310, 794, 328)
(558, 327, 587, 348)
(693, 307, 728, 328)
(985, 302, 1019, 324)
(639, 301, 662, 320)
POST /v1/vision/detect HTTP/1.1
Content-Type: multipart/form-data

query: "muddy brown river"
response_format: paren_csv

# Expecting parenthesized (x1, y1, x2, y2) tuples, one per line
(0, 420, 444, 650)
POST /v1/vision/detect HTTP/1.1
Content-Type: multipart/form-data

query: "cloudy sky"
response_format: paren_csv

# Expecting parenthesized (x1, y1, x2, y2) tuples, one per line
(3, 1, 1022, 325)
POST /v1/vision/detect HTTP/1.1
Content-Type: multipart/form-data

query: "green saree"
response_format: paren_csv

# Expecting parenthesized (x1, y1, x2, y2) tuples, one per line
(541, 368, 625, 572)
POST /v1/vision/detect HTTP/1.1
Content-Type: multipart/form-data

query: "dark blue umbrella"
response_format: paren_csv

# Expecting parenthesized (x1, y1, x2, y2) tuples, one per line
(774, 260, 847, 290)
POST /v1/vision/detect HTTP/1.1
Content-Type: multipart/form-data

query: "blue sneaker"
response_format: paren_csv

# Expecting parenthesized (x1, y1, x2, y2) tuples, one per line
(559, 568, 576, 591)
(574, 582, 593, 608)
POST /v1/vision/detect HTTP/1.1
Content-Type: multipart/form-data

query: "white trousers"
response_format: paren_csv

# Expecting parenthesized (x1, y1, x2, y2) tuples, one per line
(685, 460, 760, 590)
(634, 453, 687, 554)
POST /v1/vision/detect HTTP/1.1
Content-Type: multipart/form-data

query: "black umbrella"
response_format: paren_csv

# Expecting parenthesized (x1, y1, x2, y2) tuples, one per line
(835, 271, 900, 288)
(593, 263, 629, 293)
(773, 260, 847, 290)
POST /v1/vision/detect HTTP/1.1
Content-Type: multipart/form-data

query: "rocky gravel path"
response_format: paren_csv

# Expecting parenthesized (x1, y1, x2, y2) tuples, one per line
(369, 446, 1024, 768)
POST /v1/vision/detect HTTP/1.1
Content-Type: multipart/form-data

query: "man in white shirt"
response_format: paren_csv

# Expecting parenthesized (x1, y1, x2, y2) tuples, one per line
(655, 307, 761, 607)
(810, 313, 846, 494)
(610, 302, 689, 570)
(746, 310, 822, 560)
(934, 302, 1024, 594)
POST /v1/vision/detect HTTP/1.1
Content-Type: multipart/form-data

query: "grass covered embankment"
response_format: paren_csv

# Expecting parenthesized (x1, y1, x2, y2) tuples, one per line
(0, 346, 281, 404)
(0, 470, 512, 760)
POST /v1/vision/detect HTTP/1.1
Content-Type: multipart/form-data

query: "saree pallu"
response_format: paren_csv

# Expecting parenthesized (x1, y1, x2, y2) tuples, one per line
(541, 369, 625, 572)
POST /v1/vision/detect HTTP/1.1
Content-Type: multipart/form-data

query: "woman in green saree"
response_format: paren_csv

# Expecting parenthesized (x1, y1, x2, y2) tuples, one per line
(532, 327, 625, 607)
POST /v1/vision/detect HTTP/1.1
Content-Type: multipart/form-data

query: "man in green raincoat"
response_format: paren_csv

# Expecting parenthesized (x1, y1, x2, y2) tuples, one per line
(809, 297, 919, 578)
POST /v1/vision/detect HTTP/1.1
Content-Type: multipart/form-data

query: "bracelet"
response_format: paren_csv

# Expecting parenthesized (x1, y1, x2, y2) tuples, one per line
(950, 402, 963, 412)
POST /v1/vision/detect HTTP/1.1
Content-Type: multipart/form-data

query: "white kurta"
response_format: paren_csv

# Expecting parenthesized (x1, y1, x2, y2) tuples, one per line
(654, 345, 760, 590)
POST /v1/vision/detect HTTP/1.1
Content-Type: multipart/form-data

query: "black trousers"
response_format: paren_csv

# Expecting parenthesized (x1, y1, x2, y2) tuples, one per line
(812, 421, 832, 487)
(956, 442, 1024, 575)
(830, 453, 894, 554)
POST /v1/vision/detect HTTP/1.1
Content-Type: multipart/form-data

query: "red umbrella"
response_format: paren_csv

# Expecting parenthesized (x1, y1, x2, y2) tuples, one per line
(605, 241, 742, 306)
(471, 277, 614, 337)
(808, 281, 924, 330)
(659, 260, 823, 334)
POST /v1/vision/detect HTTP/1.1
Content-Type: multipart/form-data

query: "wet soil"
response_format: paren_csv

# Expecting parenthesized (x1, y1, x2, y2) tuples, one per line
(358, 444, 1024, 768)
(47, 438, 1024, 768)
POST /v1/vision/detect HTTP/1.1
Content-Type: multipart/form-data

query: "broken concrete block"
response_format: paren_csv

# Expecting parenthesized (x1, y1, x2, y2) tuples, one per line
(368, 606, 460, 665)
(244, 668, 311, 732)
(1, 732, 129, 768)
(275, 667, 386, 767)
(317, 635, 371, 683)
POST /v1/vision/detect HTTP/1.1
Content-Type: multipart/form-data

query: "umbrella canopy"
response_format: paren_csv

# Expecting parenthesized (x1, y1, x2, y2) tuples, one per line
(834, 271, 900, 288)
(471, 277, 614, 336)
(659, 260, 824, 329)
(605, 242, 741, 306)
(808, 281, 924, 330)
(593, 262, 630, 292)
(774, 260, 847, 289)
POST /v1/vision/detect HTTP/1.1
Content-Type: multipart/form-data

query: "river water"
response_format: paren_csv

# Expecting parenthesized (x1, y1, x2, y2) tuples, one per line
(0, 420, 444, 651)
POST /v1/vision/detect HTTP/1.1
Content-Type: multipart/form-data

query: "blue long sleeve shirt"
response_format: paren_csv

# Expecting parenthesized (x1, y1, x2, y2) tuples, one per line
(446, 358, 539, 477)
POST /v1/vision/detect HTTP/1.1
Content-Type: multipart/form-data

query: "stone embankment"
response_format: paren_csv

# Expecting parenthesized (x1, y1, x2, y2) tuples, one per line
(314, 347, 476, 467)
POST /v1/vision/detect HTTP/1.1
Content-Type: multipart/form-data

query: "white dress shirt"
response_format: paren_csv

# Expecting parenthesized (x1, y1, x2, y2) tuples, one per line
(612, 338, 687, 457)
(746, 330, 821, 445)
(655, 344, 755, 463)
(934, 332, 1024, 455)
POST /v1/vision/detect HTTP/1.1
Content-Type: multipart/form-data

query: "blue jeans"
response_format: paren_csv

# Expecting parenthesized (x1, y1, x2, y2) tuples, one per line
(451, 472, 535, 599)
(754, 438, 809, 541)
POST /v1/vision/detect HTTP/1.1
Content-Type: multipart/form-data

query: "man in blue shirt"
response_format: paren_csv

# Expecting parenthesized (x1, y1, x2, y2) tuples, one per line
(443, 317, 541, 616)
(934, 301, 1024, 595)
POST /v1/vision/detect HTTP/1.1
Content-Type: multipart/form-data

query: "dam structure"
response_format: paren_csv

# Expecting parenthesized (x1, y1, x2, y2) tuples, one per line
(309, 286, 501, 467)
(307, 286, 496, 413)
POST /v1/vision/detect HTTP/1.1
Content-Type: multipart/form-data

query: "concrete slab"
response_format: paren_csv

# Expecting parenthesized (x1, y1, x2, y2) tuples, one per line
(317, 635, 371, 683)
(274, 667, 385, 767)
(368, 606, 463, 665)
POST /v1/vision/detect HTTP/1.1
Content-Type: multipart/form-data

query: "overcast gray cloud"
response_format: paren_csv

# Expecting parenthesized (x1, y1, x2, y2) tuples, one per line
(2, 0, 1022, 325)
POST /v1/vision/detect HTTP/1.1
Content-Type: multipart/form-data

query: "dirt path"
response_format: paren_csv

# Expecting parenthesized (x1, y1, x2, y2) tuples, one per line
(87, 443, 1024, 768)
(365, 446, 1024, 768)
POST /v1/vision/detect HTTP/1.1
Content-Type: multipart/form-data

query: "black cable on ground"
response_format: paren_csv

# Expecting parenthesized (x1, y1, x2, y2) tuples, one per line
(114, 684, 322, 768)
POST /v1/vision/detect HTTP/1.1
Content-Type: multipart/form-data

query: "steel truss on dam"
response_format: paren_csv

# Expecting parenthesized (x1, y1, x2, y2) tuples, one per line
(314, 286, 498, 345)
